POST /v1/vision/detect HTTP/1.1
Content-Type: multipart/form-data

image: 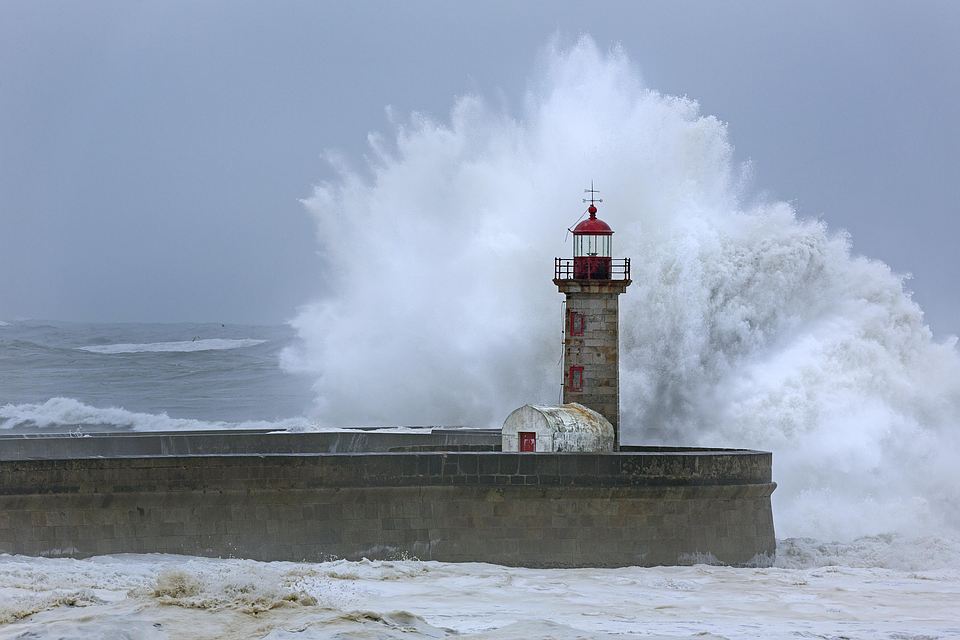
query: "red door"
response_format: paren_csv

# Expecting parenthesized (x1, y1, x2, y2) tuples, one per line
(519, 432, 536, 453)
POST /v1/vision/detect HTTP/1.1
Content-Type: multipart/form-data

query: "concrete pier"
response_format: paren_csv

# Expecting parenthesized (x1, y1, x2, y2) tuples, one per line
(0, 430, 776, 567)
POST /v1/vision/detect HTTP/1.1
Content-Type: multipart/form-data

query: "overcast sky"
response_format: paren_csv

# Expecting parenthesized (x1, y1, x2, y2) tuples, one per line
(1, 1, 958, 335)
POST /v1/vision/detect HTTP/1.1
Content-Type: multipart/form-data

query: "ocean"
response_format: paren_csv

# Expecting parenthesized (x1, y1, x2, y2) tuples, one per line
(1, 319, 959, 638)
(0, 320, 315, 431)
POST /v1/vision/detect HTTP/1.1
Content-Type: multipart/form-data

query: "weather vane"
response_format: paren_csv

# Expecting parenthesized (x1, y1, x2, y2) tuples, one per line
(582, 180, 602, 206)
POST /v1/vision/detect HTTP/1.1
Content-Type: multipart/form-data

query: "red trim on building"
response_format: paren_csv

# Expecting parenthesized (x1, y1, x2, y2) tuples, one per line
(568, 365, 584, 392)
(568, 310, 585, 336)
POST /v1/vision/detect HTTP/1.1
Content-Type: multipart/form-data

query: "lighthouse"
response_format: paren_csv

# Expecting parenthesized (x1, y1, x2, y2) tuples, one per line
(554, 186, 631, 448)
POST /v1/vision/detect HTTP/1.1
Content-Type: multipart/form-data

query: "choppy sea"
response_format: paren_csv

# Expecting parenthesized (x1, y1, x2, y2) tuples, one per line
(1, 319, 959, 638)
(0, 320, 315, 432)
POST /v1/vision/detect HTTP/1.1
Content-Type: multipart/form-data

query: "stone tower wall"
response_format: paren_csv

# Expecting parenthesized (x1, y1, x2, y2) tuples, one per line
(556, 280, 630, 445)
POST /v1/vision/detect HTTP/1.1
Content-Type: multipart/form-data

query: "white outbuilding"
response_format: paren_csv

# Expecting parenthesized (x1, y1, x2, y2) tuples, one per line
(501, 403, 615, 453)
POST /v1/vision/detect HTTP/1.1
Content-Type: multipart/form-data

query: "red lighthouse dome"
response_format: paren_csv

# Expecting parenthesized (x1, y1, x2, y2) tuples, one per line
(572, 204, 613, 235)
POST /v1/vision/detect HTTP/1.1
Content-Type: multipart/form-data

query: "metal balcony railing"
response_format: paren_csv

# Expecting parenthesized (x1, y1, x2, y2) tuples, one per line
(554, 257, 631, 281)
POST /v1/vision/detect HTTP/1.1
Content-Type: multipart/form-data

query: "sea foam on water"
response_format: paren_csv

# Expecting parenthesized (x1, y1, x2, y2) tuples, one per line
(2, 553, 958, 638)
(282, 36, 960, 543)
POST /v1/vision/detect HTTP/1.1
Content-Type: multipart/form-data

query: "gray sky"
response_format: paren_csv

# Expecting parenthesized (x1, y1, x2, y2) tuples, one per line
(1, 1, 958, 335)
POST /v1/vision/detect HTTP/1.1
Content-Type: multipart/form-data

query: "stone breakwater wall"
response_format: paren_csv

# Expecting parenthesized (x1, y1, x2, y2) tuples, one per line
(0, 429, 498, 460)
(0, 445, 776, 567)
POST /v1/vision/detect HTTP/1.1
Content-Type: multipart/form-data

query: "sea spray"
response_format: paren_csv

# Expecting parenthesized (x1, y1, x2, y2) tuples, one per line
(283, 36, 960, 541)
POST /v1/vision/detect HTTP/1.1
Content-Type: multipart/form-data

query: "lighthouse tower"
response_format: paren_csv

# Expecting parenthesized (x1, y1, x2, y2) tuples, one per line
(554, 186, 631, 448)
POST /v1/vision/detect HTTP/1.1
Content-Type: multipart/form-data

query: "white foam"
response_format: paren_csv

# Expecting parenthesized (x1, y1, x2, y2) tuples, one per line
(77, 338, 266, 354)
(0, 397, 306, 432)
(282, 36, 960, 544)
(1, 549, 958, 638)
(775, 534, 960, 572)
(0, 397, 441, 433)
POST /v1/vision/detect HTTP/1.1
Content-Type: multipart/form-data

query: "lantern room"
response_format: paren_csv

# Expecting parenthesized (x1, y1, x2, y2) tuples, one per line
(572, 203, 613, 279)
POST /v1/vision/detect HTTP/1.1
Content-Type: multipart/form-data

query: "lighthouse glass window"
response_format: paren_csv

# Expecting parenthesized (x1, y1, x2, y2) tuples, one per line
(574, 234, 611, 257)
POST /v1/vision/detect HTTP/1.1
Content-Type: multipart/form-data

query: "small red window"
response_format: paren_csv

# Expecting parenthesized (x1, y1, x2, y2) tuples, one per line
(568, 310, 585, 336)
(568, 365, 584, 392)
(519, 431, 536, 452)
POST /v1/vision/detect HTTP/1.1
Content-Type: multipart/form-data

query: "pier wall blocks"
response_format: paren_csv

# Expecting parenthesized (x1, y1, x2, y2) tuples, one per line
(0, 429, 502, 461)
(0, 450, 776, 567)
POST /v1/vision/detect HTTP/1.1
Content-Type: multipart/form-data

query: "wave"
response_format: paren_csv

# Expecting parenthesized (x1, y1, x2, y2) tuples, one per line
(0, 397, 305, 432)
(775, 534, 960, 571)
(150, 565, 318, 613)
(282, 36, 960, 543)
(0, 397, 432, 433)
(77, 338, 266, 354)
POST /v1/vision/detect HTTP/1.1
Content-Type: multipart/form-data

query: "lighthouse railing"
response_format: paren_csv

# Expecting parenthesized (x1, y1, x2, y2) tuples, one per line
(554, 257, 630, 281)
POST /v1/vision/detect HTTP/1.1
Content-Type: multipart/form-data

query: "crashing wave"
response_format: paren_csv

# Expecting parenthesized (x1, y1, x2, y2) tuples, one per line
(282, 36, 960, 542)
